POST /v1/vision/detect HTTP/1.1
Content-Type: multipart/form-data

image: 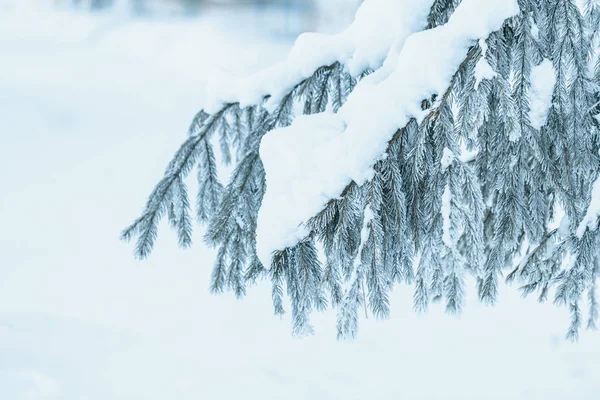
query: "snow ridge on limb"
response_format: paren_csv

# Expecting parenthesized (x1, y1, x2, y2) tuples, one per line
(256, 0, 520, 267)
(204, 0, 436, 113)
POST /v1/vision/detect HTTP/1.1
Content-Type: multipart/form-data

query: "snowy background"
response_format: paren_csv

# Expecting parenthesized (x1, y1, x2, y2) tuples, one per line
(1, 2, 600, 399)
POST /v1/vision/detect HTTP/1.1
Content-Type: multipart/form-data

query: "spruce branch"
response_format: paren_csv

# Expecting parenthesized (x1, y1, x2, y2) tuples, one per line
(123, 0, 600, 340)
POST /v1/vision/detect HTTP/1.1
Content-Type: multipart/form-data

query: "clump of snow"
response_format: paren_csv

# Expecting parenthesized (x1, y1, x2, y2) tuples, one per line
(442, 184, 453, 247)
(474, 39, 497, 90)
(576, 175, 600, 238)
(346, 206, 374, 289)
(204, 0, 436, 112)
(258, 113, 347, 247)
(529, 59, 556, 130)
(257, 0, 520, 265)
(441, 147, 455, 170)
(440, 147, 456, 247)
(531, 20, 540, 40)
(558, 213, 571, 237)
(459, 143, 479, 163)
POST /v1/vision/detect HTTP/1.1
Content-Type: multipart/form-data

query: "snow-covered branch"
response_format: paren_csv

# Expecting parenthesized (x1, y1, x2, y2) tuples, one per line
(204, 0, 436, 113)
(124, 0, 600, 340)
(256, 0, 520, 266)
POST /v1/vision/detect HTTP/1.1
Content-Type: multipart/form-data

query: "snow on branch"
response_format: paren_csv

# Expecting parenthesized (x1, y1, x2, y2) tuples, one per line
(529, 59, 556, 130)
(577, 175, 600, 238)
(204, 0, 436, 113)
(256, 0, 520, 267)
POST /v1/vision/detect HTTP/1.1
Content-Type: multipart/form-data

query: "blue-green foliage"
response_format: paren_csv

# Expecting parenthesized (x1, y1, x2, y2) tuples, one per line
(124, 0, 600, 339)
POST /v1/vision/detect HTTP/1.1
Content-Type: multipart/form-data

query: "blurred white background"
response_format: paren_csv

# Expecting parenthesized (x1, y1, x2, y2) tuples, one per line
(2, 0, 362, 33)
(1, 1, 599, 399)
